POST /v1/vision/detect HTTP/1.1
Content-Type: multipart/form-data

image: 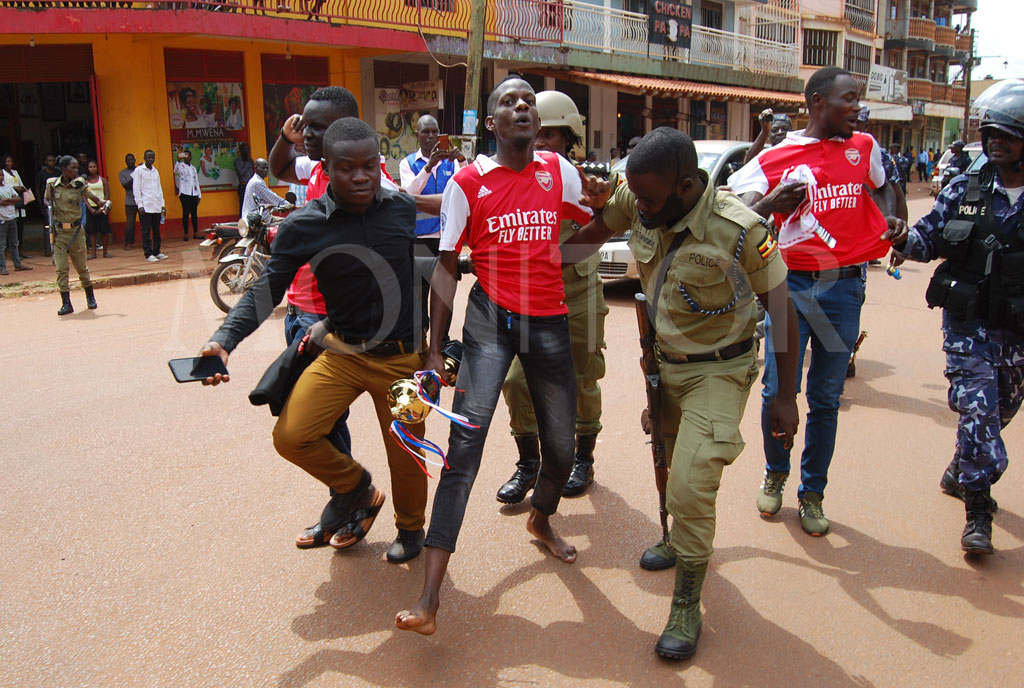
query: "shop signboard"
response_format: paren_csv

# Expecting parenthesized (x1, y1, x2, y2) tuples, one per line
(167, 81, 246, 190)
(649, 0, 692, 49)
(866, 65, 908, 104)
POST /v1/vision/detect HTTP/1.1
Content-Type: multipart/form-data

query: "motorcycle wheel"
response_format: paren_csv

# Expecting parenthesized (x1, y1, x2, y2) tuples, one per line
(210, 260, 260, 314)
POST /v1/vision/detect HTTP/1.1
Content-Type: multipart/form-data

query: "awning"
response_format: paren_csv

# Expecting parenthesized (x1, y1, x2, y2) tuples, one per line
(924, 102, 965, 119)
(534, 69, 804, 106)
(861, 100, 913, 122)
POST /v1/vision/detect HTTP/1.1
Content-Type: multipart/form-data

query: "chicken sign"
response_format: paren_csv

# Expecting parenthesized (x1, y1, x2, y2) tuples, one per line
(649, 0, 692, 48)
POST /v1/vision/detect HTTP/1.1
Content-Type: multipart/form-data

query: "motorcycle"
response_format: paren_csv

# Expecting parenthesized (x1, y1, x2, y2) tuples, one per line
(209, 201, 293, 313)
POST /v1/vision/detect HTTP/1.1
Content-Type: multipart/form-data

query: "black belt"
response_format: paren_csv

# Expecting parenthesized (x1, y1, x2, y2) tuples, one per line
(790, 265, 862, 281)
(334, 333, 424, 356)
(660, 338, 753, 364)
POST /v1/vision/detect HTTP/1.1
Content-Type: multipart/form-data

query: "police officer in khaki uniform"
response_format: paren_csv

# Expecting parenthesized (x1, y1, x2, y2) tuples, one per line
(497, 90, 609, 502)
(567, 128, 799, 660)
(45, 155, 111, 316)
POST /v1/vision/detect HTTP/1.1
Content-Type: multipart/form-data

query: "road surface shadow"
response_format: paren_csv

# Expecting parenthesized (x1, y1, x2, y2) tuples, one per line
(723, 513, 1024, 658)
(280, 486, 870, 687)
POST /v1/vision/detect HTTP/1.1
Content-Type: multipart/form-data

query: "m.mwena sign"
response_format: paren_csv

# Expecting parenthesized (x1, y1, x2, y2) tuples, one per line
(649, 0, 692, 49)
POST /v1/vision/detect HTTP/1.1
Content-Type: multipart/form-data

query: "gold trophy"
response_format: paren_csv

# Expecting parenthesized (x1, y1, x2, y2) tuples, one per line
(388, 340, 464, 423)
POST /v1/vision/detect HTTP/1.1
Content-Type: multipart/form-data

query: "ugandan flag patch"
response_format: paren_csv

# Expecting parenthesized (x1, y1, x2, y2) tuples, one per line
(757, 233, 777, 260)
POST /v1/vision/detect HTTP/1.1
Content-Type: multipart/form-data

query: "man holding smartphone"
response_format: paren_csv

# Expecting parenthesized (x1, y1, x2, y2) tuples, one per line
(201, 117, 431, 564)
(398, 114, 463, 255)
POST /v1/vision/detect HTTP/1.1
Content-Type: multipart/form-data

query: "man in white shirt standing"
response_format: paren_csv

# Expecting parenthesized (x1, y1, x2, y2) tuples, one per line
(132, 149, 167, 262)
(174, 149, 202, 241)
(398, 114, 462, 255)
(241, 158, 285, 219)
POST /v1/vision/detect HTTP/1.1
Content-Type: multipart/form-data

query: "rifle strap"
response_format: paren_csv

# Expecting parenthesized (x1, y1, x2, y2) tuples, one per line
(647, 228, 690, 328)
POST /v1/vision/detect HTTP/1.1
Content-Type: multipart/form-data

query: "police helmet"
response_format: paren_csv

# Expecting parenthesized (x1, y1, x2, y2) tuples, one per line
(951, 139, 966, 149)
(973, 79, 1024, 149)
(536, 90, 585, 139)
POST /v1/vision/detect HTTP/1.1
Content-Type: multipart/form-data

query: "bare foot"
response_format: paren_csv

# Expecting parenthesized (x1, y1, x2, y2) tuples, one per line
(526, 509, 577, 563)
(395, 598, 438, 636)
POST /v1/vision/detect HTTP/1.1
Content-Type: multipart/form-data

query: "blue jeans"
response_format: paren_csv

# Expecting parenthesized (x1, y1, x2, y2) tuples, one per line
(284, 306, 353, 498)
(425, 283, 577, 552)
(761, 271, 865, 498)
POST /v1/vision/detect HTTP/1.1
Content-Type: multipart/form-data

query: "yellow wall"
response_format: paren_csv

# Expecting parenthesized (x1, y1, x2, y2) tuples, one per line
(3, 33, 374, 225)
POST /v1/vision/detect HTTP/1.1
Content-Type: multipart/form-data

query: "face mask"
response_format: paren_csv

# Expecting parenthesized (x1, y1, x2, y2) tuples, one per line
(638, 192, 688, 229)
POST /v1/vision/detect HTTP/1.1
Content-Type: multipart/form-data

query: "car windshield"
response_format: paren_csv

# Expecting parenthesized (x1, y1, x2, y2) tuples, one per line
(967, 152, 988, 173)
(697, 152, 722, 173)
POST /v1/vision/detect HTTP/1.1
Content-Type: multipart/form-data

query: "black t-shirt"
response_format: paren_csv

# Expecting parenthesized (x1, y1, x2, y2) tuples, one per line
(211, 187, 425, 352)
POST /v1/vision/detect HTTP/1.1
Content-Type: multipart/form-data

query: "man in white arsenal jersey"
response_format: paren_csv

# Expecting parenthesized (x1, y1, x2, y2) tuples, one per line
(729, 66, 908, 536)
(396, 76, 609, 636)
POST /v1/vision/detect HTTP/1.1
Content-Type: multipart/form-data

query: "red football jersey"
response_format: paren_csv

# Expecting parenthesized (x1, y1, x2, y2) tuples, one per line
(439, 151, 592, 316)
(728, 131, 889, 271)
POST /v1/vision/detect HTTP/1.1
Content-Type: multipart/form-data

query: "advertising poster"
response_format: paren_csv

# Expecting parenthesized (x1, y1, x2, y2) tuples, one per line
(375, 87, 431, 174)
(262, 83, 317, 151)
(167, 81, 246, 190)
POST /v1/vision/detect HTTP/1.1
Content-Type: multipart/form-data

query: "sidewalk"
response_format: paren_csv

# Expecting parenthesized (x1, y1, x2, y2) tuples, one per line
(0, 233, 218, 298)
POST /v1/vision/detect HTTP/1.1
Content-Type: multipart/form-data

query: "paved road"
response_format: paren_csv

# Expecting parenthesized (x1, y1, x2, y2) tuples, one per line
(2, 187, 1022, 687)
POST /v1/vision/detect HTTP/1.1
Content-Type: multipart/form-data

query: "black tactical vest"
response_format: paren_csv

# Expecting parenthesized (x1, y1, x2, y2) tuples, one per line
(925, 165, 1024, 332)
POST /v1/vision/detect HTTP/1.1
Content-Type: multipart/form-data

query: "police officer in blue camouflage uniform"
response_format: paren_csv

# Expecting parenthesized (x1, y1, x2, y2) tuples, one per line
(894, 79, 1024, 555)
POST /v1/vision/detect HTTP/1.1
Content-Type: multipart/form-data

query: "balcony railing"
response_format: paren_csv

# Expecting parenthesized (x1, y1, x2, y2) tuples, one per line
(6, 0, 799, 76)
(932, 83, 967, 106)
(844, 1, 875, 34)
(934, 25, 955, 55)
(648, 24, 798, 76)
(907, 17, 936, 42)
(908, 77, 933, 100)
(955, 32, 972, 53)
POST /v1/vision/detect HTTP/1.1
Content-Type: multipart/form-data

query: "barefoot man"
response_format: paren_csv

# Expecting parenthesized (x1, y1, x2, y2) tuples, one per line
(396, 76, 609, 635)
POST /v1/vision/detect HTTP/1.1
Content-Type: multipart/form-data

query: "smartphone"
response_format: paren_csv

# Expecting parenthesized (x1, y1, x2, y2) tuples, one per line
(437, 134, 450, 151)
(168, 356, 229, 383)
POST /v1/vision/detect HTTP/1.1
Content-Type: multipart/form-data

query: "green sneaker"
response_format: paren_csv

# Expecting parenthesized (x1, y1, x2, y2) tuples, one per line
(756, 470, 788, 518)
(798, 492, 830, 536)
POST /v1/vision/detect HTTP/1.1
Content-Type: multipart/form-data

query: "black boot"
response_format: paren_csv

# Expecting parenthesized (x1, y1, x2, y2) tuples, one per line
(84, 285, 98, 310)
(941, 457, 998, 511)
(655, 560, 707, 660)
(961, 489, 995, 555)
(386, 528, 425, 563)
(563, 433, 597, 497)
(496, 435, 540, 504)
(57, 291, 74, 316)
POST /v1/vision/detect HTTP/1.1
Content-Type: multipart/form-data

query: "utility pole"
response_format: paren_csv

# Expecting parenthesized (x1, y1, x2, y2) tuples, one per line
(961, 12, 973, 141)
(462, 0, 487, 156)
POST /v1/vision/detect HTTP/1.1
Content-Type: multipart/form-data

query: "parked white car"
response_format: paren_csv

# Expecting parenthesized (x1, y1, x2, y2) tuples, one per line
(598, 140, 753, 280)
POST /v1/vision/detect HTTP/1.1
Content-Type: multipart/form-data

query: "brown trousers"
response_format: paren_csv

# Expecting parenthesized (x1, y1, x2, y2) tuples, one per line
(272, 347, 428, 531)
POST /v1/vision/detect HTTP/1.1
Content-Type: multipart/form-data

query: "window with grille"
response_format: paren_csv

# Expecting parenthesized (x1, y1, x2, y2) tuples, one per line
(803, 29, 838, 67)
(844, 40, 872, 75)
(701, 1, 723, 30)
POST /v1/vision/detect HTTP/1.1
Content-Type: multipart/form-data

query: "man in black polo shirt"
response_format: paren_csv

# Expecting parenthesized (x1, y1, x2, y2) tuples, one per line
(199, 118, 430, 561)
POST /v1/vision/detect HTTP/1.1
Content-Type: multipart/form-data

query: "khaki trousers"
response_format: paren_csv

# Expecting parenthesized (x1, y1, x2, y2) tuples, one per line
(502, 271, 608, 437)
(273, 348, 428, 531)
(53, 226, 92, 291)
(659, 349, 758, 565)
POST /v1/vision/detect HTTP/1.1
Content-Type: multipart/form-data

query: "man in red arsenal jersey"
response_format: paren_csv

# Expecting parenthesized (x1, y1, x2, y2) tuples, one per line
(396, 77, 609, 636)
(729, 66, 908, 536)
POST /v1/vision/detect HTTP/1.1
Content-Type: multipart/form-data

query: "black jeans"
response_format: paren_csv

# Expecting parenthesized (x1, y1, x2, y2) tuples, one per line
(179, 194, 200, 236)
(124, 205, 138, 245)
(140, 212, 162, 258)
(424, 283, 577, 553)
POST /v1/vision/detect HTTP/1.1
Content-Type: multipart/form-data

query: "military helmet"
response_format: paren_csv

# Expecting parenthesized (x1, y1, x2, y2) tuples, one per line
(536, 91, 585, 137)
(973, 79, 1024, 139)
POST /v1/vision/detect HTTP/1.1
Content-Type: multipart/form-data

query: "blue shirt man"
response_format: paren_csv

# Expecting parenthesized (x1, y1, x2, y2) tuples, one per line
(398, 114, 463, 245)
